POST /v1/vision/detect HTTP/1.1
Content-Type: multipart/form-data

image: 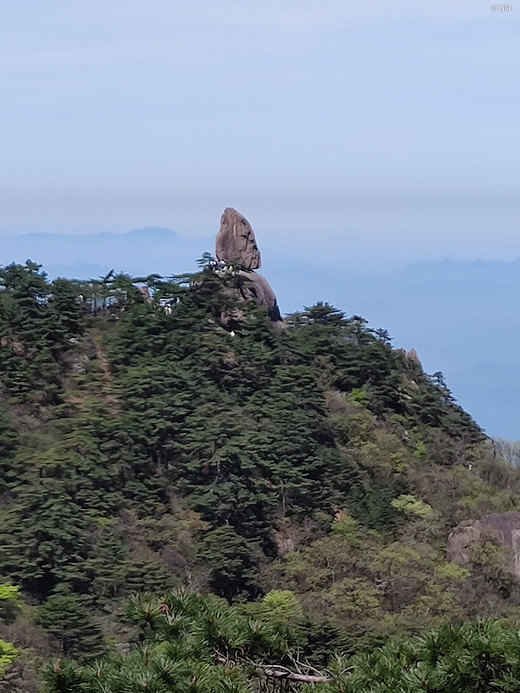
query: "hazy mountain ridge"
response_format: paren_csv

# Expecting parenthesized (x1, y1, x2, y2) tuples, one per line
(261, 257, 520, 440)
(0, 227, 212, 278)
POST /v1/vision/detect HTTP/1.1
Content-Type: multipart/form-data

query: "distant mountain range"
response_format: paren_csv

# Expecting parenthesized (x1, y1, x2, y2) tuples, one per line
(263, 258, 520, 440)
(0, 227, 213, 279)
(1, 227, 518, 440)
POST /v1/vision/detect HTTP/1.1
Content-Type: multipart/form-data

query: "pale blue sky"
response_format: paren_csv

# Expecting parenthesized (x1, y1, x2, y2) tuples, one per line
(1, 0, 518, 268)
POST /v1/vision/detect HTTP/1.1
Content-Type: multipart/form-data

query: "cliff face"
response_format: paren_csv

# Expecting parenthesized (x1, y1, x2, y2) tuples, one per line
(449, 512, 520, 577)
(215, 208, 283, 324)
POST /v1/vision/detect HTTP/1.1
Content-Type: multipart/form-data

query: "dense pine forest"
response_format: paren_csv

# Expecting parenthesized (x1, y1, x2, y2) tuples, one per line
(2, 258, 520, 692)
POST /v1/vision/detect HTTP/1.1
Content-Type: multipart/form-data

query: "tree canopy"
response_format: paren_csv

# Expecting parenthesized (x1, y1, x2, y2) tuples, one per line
(0, 260, 517, 692)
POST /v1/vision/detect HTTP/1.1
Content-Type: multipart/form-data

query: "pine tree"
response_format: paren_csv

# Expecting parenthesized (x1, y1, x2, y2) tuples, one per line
(34, 590, 106, 662)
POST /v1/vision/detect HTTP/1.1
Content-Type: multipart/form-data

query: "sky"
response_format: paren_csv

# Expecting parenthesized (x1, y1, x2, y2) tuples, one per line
(1, 0, 519, 269)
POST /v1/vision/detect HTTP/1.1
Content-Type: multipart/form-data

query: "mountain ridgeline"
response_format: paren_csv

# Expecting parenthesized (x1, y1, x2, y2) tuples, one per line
(1, 212, 520, 692)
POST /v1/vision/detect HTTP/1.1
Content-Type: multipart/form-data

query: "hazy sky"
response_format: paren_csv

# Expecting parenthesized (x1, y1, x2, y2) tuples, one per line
(1, 1, 518, 268)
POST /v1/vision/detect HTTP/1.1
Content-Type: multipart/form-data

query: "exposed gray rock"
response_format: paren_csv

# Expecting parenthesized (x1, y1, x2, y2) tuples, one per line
(0, 337, 31, 359)
(216, 208, 261, 270)
(406, 348, 422, 368)
(448, 511, 520, 577)
(237, 271, 282, 323)
(214, 208, 283, 327)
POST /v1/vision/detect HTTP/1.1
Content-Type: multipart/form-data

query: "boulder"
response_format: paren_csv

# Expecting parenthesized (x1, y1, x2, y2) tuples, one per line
(236, 271, 282, 322)
(213, 208, 283, 327)
(216, 208, 261, 270)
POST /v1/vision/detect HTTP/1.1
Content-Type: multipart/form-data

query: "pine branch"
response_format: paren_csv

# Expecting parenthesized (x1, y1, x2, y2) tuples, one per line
(215, 651, 331, 684)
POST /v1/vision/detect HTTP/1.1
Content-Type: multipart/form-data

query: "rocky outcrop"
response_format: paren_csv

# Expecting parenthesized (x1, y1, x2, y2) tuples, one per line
(448, 512, 520, 577)
(215, 208, 283, 325)
(397, 347, 423, 369)
(236, 271, 282, 322)
(406, 348, 422, 368)
(216, 208, 261, 270)
(0, 337, 31, 359)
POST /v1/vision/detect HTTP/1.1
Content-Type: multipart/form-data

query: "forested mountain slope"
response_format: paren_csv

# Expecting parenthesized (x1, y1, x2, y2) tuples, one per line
(1, 260, 520, 692)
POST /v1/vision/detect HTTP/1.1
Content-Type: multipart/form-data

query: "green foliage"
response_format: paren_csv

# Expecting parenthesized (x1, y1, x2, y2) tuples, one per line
(317, 620, 520, 693)
(34, 590, 106, 662)
(391, 495, 435, 519)
(42, 589, 306, 693)
(0, 639, 17, 680)
(199, 527, 259, 601)
(0, 583, 20, 679)
(0, 407, 19, 493)
(258, 590, 303, 622)
(0, 584, 19, 602)
(40, 591, 520, 693)
(0, 260, 516, 689)
(0, 583, 20, 625)
(0, 262, 86, 404)
(330, 511, 361, 545)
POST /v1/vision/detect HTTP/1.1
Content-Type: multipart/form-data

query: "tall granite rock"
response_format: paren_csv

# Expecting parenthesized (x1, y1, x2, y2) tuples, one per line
(215, 208, 283, 324)
(216, 208, 261, 270)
